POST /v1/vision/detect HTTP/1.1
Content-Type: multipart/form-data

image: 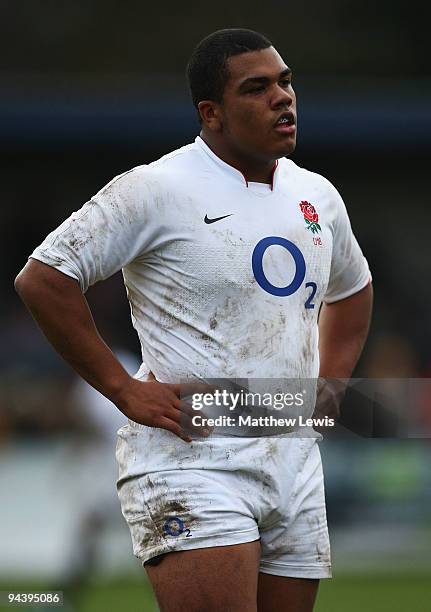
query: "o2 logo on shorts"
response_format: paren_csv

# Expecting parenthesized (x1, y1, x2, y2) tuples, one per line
(163, 516, 192, 537)
(252, 236, 317, 308)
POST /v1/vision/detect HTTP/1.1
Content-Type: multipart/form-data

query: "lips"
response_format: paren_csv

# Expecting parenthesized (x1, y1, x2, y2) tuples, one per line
(273, 112, 296, 135)
(274, 122, 296, 135)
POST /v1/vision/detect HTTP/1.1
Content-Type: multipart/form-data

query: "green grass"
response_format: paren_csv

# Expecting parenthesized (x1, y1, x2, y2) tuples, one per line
(316, 574, 431, 612)
(65, 579, 157, 612)
(2, 574, 430, 611)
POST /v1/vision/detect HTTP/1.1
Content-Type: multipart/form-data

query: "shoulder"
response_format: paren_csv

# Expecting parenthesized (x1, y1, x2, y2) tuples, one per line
(278, 159, 349, 235)
(149, 141, 202, 173)
(91, 142, 201, 208)
(279, 158, 341, 199)
(147, 140, 207, 188)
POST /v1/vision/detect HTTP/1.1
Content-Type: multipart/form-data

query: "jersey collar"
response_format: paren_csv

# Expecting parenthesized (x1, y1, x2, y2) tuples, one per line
(195, 136, 279, 191)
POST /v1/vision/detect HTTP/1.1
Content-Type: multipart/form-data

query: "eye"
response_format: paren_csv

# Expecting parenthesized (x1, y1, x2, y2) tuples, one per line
(247, 85, 265, 94)
(280, 79, 292, 88)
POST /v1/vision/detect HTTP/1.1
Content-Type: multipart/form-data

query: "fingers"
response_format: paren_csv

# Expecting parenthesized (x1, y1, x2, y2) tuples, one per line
(158, 416, 192, 443)
(176, 398, 197, 418)
(130, 380, 213, 440)
(168, 390, 201, 418)
(178, 399, 213, 437)
(168, 389, 213, 432)
(165, 405, 211, 438)
(314, 378, 346, 422)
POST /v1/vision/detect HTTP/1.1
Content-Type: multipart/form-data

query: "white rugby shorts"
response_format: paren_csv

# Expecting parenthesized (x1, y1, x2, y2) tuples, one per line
(116, 422, 331, 579)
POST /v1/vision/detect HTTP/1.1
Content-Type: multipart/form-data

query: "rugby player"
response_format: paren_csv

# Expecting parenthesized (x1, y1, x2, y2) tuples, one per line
(15, 28, 373, 612)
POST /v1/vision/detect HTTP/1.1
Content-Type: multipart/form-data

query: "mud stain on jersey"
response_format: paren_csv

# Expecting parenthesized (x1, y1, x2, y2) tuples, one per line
(69, 233, 93, 252)
(298, 305, 315, 377)
(159, 279, 200, 332)
(99, 172, 148, 227)
(300, 331, 314, 373)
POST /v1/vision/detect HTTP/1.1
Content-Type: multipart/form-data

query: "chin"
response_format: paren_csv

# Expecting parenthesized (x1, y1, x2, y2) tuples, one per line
(276, 140, 296, 158)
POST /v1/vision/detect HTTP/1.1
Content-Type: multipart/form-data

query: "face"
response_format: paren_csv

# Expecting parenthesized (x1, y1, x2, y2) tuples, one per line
(201, 47, 297, 163)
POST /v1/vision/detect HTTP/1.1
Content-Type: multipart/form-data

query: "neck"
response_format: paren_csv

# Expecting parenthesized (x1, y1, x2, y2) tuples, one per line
(200, 130, 276, 184)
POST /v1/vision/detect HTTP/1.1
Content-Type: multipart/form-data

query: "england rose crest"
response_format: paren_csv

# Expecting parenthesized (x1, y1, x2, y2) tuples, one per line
(299, 201, 321, 234)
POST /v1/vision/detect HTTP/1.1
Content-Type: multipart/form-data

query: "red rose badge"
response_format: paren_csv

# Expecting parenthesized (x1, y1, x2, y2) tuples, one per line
(299, 201, 321, 234)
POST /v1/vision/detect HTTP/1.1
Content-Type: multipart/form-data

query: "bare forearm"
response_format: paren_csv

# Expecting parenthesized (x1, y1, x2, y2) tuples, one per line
(318, 283, 373, 379)
(15, 260, 131, 403)
(15, 260, 209, 442)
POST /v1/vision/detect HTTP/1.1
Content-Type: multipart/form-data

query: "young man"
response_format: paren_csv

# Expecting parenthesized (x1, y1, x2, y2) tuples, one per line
(15, 29, 372, 612)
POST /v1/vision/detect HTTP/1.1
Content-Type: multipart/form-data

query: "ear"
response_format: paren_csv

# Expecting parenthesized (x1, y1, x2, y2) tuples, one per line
(198, 100, 222, 131)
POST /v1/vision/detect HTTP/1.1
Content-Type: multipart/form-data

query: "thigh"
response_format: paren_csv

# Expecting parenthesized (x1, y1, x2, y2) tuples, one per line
(257, 574, 319, 612)
(145, 540, 261, 612)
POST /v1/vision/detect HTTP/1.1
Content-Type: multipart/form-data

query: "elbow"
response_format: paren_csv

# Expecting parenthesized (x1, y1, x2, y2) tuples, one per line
(14, 269, 27, 297)
(14, 263, 40, 301)
(15, 260, 81, 304)
(14, 271, 35, 305)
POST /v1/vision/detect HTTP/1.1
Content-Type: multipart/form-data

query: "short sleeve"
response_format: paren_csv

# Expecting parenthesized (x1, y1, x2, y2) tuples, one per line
(30, 167, 157, 293)
(324, 186, 371, 303)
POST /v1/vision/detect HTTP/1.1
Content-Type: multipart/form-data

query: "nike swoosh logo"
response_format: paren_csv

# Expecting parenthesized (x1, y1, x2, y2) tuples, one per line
(204, 213, 233, 224)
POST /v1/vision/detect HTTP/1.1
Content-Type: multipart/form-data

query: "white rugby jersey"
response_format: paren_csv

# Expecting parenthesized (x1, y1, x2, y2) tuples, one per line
(31, 136, 370, 384)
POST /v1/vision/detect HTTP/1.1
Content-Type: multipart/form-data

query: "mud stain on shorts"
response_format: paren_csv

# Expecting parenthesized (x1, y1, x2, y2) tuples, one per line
(264, 540, 297, 561)
(306, 513, 331, 565)
(264, 438, 279, 462)
(138, 475, 201, 553)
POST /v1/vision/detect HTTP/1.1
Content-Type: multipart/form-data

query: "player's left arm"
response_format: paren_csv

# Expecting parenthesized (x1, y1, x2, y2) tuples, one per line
(318, 281, 373, 379)
(317, 176, 373, 401)
(314, 281, 373, 421)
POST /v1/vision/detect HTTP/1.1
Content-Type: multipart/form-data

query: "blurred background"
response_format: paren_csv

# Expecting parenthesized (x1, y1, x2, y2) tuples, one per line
(1, 1, 430, 610)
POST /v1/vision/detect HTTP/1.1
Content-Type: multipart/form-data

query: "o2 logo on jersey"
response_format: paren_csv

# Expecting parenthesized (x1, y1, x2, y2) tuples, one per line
(252, 236, 317, 308)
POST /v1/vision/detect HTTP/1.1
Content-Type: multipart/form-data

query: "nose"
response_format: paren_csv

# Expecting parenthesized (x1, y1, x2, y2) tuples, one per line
(271, 83, 294, 109)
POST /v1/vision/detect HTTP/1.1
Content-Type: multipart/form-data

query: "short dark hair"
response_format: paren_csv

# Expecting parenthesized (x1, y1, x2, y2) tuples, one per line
(186, 28, 272, 112)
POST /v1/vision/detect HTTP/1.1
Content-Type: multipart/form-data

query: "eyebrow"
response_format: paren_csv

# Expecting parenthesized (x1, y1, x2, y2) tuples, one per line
(239, 67, 292, 90)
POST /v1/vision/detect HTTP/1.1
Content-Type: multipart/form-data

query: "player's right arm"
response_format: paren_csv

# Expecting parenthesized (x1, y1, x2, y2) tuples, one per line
(14, 167, 205, 442)
(14, 259, 193, 442)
